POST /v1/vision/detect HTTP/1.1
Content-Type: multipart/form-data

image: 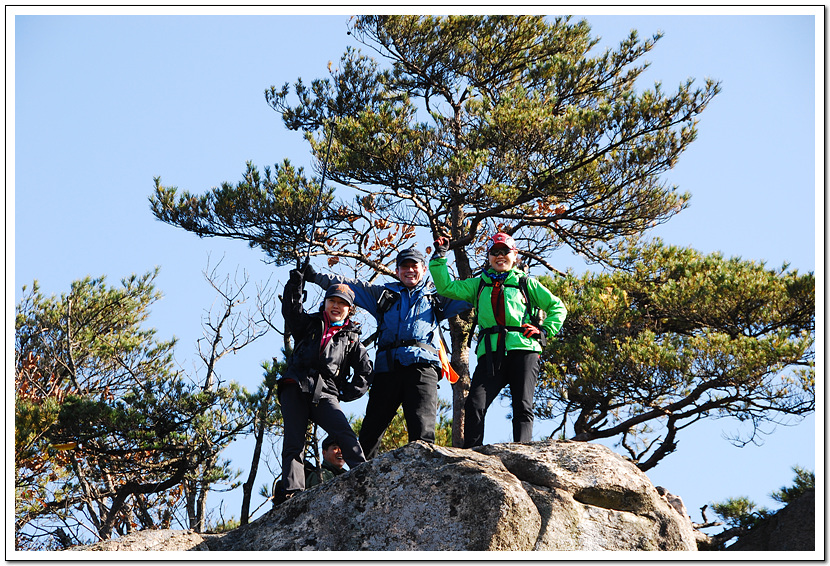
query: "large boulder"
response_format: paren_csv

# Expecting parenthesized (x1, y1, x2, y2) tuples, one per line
(213, 440, 540, 551)
(476, 441, 699, 551)
(65, 440, 703, 552)
(207, 439, 699, 551)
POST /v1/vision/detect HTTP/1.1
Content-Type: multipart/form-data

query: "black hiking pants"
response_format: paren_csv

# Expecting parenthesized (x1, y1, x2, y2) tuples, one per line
(358, 362, 439, 459)
(463, 350, 540, 448)
(279, 383, 365, 492)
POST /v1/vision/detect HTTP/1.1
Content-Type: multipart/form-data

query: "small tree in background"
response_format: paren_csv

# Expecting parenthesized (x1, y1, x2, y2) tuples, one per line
(239, 360, 283, 525)
(181, 262, 275, 533)
(14, 267, 273, 548)
(536, 240, 814, 470)
(712, 497, 771, 530)
(770, 465, 814, 505)
(707, 465, 814, 549)
(15, 271, 191, 547)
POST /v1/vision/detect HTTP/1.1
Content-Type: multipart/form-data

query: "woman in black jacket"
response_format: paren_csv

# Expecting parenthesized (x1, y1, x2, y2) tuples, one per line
(277, 268, 372, 500)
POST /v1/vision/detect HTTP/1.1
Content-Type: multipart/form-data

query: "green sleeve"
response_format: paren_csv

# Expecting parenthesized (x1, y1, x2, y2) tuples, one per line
(527, 277, 568, 337)
(428, 257, 480, 303)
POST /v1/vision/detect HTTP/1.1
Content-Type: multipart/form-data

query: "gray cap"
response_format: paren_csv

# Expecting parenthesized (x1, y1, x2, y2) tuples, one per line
(396, 247, 426, 266)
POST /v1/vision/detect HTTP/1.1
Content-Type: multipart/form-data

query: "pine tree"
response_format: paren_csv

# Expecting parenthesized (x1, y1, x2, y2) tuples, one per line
(150, 15, 720, 445)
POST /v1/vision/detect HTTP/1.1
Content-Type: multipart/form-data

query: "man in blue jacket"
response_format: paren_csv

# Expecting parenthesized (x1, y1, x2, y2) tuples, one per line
(303, 248, 471, 459)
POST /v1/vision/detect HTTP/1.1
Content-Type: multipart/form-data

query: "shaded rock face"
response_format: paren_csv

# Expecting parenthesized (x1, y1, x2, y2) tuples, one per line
(207, 440, 698, 552)
(727, 489, 815, 551)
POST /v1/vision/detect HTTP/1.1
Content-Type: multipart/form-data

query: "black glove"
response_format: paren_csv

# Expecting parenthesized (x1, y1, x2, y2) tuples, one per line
(288, 268, 303, 286)
(300, 261, 317, 281)
(432, 237, 450, 259)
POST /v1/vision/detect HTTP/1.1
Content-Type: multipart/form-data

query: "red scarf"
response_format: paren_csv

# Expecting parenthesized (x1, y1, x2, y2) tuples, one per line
(491, 280, 506, 326)
(320, 313, 346, 352)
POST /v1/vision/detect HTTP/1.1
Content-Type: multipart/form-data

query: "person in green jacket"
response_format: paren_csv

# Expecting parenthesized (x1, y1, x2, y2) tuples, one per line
(306, 435, 348, 488)
(429, 233, 567, 448)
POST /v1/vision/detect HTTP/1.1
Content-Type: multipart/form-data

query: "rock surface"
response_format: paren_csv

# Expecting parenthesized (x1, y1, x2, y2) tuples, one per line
(213, 440, 540, 551)
(474, 441, 699, 551)
(68, 440, 704, 552)
(67, 529, 210, 551)
(210, 440, 699, 551)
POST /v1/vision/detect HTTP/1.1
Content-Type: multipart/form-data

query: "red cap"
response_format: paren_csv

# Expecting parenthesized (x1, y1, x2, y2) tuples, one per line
(486, 232, 517, 253)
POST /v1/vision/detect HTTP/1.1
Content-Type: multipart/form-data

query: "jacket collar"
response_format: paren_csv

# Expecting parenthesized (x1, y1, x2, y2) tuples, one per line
(390, 276, 429, 294)
(314, 311, 361, 333)
(322, 460, 346, 475)
(482, 268, 520, 283)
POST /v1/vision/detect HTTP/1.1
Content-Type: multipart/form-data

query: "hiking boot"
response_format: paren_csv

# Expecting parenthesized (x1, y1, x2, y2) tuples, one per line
(272, 478, 285, 508)
(272, 478, 302, 508)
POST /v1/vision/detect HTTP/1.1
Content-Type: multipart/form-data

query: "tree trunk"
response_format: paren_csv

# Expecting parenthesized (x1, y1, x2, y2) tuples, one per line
(185, 478, 197, 531)
(68, 453, 104, 537)
(449, 316, 471, 447)
(133, 493, 156, 530)
(194, 454, 216, 532)
(240, 425, 265, 524)
(240, 379, 277, 525)
(447, 242, 476, 448)
(98, 493, 127, 541)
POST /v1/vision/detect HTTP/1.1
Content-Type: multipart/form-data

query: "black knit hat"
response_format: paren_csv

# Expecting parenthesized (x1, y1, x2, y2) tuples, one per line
(322, 435, 338, 450)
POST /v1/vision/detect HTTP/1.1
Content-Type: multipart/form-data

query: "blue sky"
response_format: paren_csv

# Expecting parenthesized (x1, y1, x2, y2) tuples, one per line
(9, 8, 822, 534)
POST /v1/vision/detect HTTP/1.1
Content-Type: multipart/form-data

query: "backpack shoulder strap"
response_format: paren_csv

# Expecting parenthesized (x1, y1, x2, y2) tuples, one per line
(517, 274, 532, 308)
(466, 276, 488, 347)
(517, 274, 546, 341)
(425, 284, 441, 315)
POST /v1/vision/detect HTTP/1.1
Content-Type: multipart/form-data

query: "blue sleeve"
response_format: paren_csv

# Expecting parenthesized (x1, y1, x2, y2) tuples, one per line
(311, 271, 383, 319)
(438, 295, 473, 320)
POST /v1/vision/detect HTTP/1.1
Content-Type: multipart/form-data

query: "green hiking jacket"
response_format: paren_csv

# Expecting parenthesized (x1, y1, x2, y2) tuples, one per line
(429, 257, 567, 358)
(305, 459, 345, 488)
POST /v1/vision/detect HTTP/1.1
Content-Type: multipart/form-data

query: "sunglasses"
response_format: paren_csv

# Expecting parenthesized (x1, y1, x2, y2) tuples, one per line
(488, 248, 512, 257)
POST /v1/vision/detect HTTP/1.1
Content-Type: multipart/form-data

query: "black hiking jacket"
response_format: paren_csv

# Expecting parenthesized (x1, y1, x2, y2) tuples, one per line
(279, 273, 372, 402)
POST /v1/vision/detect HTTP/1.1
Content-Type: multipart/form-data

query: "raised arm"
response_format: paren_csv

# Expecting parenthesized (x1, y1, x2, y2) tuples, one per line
(428, 256, 480, 304)
(302, 263, 383, 317)
(282, 269, 312, 336)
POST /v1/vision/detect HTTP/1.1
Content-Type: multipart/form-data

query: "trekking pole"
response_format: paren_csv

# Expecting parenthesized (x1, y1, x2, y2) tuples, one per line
(311, 423, 324, 484)
(300, 64, 339, 270)
(300, 122, 334, 270)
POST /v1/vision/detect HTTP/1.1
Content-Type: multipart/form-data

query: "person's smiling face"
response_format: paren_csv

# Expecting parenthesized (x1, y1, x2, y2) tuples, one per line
(323, 443, 345, 470)
(396, 259, 426, 288)
(488, 245, 517, 272)
(325, 297, 351, 323)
